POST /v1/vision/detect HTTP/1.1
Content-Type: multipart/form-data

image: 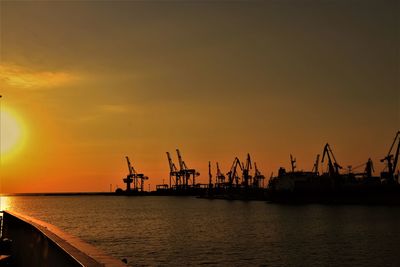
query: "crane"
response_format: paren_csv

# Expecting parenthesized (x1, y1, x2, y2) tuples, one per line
(290, 154, 296, 172)
(380, 131, 400, 183)
(216, 162, 225, 187)
(176, 149, 185, 172)
(365, 158, 374, 178)
(226, 157, 242, 188)
(137, 174, 149, 192)
(242, 153, 253, 188)
(253, 162, 265, 188)
(321, 143, 342, 176)
(176, 149, 199, 188)
(312, 154, 320, 175)
(123, 156, 134, 192)
(348, 158, 375, 179)
(176, 149, 187, 187)
(123, 156, 148, 192)
(166, 151, 180, 188)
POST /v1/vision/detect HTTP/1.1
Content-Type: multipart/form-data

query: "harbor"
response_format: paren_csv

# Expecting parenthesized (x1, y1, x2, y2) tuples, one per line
(0, 133, 398, 265)
(1, 130, 397, 265)
(114, 131, 400, 204)
(0, 0, 398, 266)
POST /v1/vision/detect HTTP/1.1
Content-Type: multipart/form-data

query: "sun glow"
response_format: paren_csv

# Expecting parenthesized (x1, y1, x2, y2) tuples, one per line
(1, 108, 26, 160)
(0, 196, 10, 211)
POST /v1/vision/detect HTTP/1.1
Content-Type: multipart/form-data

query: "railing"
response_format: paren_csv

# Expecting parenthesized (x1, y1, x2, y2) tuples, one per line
(0, 210, 126, 267)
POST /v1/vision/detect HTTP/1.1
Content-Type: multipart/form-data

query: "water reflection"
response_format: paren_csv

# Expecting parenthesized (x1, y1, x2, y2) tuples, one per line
(2, 196, 400, 266)
(0, 196, 10, 211)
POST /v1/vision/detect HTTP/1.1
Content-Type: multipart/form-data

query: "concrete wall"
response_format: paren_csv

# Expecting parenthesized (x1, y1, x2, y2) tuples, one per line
(2, 211, 126, 267)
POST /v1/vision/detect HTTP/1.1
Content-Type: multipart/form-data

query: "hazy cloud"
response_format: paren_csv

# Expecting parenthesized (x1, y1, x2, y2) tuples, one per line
(100, 104, 130, 114)
(0, 63, 77, 89)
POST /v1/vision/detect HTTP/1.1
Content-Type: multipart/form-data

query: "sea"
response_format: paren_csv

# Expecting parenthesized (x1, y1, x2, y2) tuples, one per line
(1, 195, 400, 266)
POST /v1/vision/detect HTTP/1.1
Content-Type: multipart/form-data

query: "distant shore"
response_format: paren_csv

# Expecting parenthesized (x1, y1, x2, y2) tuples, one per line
(1, 192, 117, 197)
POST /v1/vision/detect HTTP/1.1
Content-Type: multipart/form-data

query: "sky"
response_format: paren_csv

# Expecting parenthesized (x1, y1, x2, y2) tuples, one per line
(0, 0, 399, 193)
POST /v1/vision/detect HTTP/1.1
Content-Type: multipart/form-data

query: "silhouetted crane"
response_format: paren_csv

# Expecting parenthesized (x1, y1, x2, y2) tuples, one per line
(348, 158, 375, 179)
(365, 158, 374, 178)
(123, 156, 134, 192)
(216, 162, 225, 187)
(166, 152, 180, 188)
(138, 174, 148, 192)
(176, 149, 200, 188)
(321, 143, 342, 176)
(312, 154, 320, 175)
(227, 157, 242, 188)
(380, 131, 400, 183)
(242, 153, 253, 188)
(290, 154, 296, 172)
(253, 162, 265, 188)
(123, 156, 148, 192)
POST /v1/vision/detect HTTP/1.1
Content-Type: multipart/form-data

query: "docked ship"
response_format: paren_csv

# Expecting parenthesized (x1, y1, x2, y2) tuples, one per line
(268, 131, 400, 204)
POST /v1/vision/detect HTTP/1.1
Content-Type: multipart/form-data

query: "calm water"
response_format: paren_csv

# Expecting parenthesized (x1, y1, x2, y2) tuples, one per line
(1, 196, 400, 266)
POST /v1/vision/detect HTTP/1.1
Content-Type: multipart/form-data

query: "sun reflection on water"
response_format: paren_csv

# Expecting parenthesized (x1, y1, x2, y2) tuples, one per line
(0, 196, 10, 211)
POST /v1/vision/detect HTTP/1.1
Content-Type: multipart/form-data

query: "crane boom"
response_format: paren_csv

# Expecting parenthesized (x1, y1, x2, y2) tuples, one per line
(243, 153, 252, 187)
(126, 156, 133, 175)
(386, 131, 400, 158)
(381, 131, 400, 181)
(245, 153, 252, 171)
(322, 143, 342, 176)
(166, 152, 177, 172)
(312, 154, 320, 174)
(176, 149, 184, 170)
(391, 132, 400, 176)
(393, 138, 400, 175)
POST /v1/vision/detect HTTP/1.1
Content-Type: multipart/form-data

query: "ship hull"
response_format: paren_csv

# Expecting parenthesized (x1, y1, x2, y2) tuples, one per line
(269, 183, 400, 205)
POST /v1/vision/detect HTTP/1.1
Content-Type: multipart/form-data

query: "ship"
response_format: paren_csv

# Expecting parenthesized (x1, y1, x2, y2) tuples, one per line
(268, 131, 400, 204)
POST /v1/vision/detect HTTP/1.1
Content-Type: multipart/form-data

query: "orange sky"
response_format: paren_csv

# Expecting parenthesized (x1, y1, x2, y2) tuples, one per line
(0, 1, 399, 193)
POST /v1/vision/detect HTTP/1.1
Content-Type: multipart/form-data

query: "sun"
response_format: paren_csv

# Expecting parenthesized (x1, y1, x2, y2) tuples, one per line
(1, 108, 26, 160)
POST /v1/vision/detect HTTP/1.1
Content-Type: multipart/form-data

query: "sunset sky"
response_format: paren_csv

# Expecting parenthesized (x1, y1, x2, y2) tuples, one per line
(0, 0, 398, 193)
